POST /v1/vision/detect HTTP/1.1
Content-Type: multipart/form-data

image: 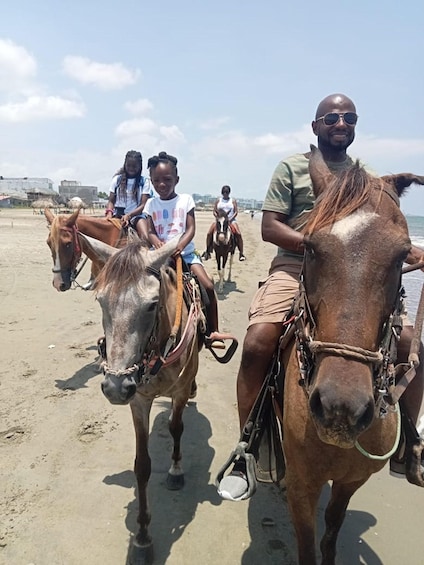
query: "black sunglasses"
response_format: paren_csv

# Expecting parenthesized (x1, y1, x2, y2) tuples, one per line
(315, 112, 358, 126)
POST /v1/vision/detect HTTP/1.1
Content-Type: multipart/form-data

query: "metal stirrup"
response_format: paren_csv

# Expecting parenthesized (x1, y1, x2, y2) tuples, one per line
(215, 441, 258, 500)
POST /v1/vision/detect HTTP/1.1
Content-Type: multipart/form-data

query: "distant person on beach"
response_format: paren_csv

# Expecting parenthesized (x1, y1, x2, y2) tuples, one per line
(134, 151, 227, 350)
(202, 185, 246, 261)
(105, 150, 152, 227)
(217, 92, 424, 501)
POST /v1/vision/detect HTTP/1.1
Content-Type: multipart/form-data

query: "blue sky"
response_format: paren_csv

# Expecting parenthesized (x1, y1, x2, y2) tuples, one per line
(2, 0, 424, 213)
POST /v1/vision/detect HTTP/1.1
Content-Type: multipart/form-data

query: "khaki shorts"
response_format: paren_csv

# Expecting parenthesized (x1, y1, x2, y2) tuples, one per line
(248, 255, 303, 327)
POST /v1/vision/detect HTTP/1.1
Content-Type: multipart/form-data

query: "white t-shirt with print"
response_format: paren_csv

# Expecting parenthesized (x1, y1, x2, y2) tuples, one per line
(217, 196, 235, 219)
(109, 175, 153, 213)
(143, 193, 195, 257)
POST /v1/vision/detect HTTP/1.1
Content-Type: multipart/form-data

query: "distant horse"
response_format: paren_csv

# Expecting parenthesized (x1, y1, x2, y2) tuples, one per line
(213, 209, 236, 293)
(45, 207, 129, 291)
(81, 236, 213, 564)
(279, 146, 424, 564)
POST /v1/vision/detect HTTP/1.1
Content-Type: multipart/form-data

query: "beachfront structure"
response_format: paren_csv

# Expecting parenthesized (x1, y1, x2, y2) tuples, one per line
(0, 176, 55, 200)
(58, 180, 98, 205)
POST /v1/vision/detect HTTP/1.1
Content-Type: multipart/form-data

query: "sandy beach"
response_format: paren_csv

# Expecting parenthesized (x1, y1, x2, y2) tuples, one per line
(1, 208, 423, 565)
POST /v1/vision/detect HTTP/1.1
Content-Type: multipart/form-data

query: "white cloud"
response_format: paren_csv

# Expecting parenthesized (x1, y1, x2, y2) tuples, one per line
(192, 127, 310, 160)
(159, 125, 185, 142)
(124, 98, 153, 115)
(356, 135, 424, 160)
(114, 119, 185, 163)
(199, 116, 230, 130)
(62, 56, 140, 90)
(115, 117, 157, 137)
(0, 38, 37, 92)
(0, 96, 85, 122)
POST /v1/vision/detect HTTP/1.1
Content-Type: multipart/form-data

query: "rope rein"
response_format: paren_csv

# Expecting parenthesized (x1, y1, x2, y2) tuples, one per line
(354, 403, 402, 460)
(308, 341, 383, 364)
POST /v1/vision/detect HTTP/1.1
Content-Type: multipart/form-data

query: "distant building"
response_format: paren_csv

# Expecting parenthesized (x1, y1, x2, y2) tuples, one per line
(0, 176, 56, 204)
(58, 180, 98, 205)
(0, 194, 29, 208)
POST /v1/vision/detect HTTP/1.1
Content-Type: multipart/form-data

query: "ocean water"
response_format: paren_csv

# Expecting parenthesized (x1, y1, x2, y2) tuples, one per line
(252, 212, 424, 324)
(403, 215, 424, 323)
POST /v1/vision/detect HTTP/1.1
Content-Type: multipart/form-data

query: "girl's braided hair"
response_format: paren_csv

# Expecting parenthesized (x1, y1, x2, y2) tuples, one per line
(147, 151, 178, 175)
(115, 150, 143, 202)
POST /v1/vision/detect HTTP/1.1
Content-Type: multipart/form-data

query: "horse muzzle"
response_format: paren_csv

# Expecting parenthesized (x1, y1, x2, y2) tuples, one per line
(101, 374, 138, 405)
(308, 360, 375, 448)
(52, 268, 73, 292)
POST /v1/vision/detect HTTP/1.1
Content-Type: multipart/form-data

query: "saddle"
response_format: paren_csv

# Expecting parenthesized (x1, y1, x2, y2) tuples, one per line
(172, 260, 238, 364)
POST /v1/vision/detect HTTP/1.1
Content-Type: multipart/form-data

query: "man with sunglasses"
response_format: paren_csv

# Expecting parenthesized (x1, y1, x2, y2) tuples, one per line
(217, 92, 424, 501)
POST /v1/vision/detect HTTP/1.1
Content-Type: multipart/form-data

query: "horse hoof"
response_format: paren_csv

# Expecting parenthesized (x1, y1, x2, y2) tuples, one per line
(129, 541, 154, 565)
(166, 472, 185, 490)
(189, 380, 197, 399)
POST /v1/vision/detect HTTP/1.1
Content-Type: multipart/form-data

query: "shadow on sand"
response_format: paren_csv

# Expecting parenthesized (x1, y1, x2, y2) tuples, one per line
(103, 399, 222, 565)
(55, 345, 100, 390)
(241, 481, 382, 564)
(215, 279, 245, 299)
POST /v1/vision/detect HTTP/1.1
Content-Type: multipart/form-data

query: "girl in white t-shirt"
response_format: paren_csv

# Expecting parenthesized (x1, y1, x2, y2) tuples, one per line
(136, 151, 225, 349)
(202, 185, 246, 261)
(105, 150, 152, 227)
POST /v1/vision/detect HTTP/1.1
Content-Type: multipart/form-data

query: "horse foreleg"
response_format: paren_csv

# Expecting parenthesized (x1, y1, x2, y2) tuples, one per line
(166, 397, 187, 490)
(130, 397, 154, 565)
(227, 252, 234, 282)
(320, 479, 367, 565)
(217, 256, 224, 293)
(285, 470, 322, 565)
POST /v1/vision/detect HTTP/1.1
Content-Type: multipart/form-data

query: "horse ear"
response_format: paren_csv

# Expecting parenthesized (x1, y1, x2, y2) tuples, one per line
(66, 208, 81, 227)
(308, 144, 335, 197)
(79, 233, 118, 264)
(381, 173, 424, 197)
(146, 237, 181, 272)
(44, 208, 55, 224)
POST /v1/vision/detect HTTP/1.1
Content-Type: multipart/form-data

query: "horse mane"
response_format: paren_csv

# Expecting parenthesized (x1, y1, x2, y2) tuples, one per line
(94, 241, 178, 300)
(304, 162, 382, 234)
(94, 241, 148, 297)
(216, 209, 229, 219)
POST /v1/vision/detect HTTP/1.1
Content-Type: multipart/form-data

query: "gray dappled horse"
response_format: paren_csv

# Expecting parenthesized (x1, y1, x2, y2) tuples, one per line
(81, 236, 206, 565)
(213, 209, 236, 293)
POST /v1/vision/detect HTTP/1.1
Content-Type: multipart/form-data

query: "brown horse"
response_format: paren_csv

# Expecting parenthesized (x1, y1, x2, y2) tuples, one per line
(79, 235, 207, 564)
(281, 146, 424, 564)
(45, 207, 129, 291)
(213, 209, 236, 293)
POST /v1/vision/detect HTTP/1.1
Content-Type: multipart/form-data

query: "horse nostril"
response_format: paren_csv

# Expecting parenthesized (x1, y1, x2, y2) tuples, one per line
(356, 398, 375, 433)
(309, 389, 324, 421)
(59, 283, 67, 292)
(125, 383, 137, 401)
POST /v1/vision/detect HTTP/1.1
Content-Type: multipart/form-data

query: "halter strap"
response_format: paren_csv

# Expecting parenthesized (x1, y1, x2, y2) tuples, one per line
(51, 225, 82, 273)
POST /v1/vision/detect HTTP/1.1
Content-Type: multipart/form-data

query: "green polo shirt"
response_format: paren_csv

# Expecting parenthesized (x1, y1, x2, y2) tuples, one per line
(262, 152, 373, 259)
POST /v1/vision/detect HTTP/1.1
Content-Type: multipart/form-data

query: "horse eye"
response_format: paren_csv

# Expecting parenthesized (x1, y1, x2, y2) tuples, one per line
(305, 245, 315, 258)
(147, 301, 158, 312)
(65, 242, 72, 249)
